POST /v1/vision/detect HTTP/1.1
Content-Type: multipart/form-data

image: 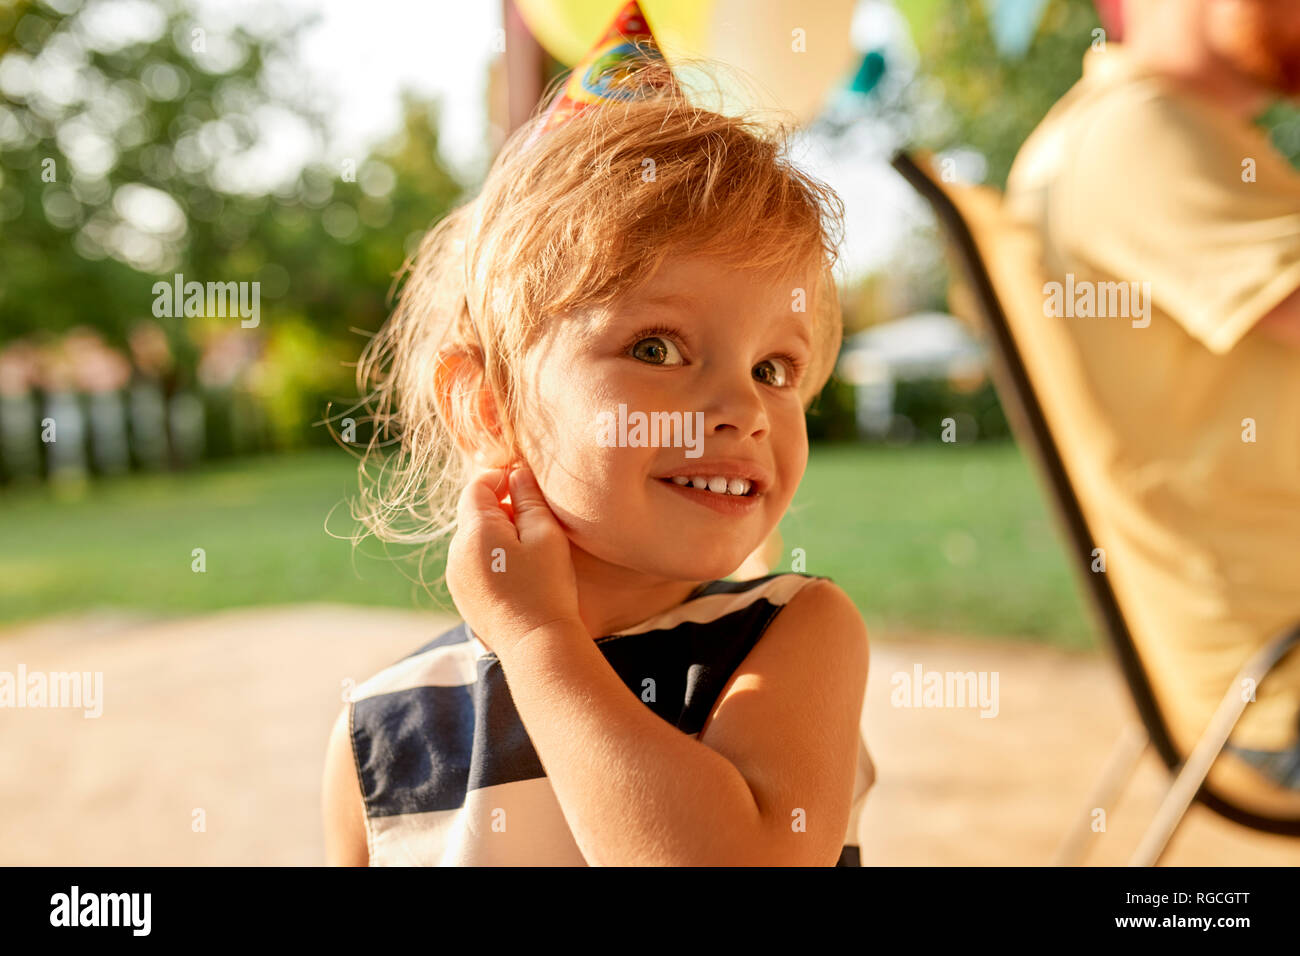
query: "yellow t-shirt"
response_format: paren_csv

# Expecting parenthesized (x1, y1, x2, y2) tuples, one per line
(1005, 46, 1300, 751)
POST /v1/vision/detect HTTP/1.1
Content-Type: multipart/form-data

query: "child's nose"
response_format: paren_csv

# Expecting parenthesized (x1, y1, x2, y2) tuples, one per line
(696, 370, 771, 440)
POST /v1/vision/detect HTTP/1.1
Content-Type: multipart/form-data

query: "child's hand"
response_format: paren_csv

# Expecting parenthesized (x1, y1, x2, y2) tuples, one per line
(445, 461, 585, 658)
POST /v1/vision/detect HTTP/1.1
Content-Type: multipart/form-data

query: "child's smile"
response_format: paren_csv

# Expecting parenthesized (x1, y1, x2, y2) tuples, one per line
(652, 462, 768, 515)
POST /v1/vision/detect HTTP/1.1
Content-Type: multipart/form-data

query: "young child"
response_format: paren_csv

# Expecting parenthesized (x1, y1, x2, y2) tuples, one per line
(322, 1, 873, 866)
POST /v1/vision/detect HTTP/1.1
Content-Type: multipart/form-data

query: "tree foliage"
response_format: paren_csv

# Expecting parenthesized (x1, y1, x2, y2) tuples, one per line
(0, 0, 463, 396)
(914, 0, 1100, 189)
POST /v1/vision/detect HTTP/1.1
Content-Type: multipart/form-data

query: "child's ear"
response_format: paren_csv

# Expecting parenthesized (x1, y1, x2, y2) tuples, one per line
(432, 346, 509, 464)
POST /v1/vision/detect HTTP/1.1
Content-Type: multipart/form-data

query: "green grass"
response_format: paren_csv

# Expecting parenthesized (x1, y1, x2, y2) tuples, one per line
(776, 442, 1094, 648)
(0, 442, 1095, 647)
(0, 449, 439, 625)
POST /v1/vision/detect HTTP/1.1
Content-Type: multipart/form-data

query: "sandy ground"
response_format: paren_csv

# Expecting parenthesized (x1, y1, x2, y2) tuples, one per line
(1, 604, 1298, 866)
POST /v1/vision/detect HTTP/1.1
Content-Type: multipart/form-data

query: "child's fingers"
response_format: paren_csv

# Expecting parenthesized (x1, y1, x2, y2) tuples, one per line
(507, 462, 562, 543)
(479, 466, 510, 500)
(456, 467, 517, 538)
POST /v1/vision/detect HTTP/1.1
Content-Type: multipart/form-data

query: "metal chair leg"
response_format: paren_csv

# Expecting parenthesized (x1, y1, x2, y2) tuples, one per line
(1053, 722, 1148, 865)
(1129, 624, 1300, 866)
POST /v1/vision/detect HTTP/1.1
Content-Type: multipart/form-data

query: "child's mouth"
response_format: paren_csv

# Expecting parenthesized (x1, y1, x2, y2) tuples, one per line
(653, 476, 763, 515)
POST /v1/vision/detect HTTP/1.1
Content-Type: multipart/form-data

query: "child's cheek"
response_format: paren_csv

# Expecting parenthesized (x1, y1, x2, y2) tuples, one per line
(525, 428, 627, 532)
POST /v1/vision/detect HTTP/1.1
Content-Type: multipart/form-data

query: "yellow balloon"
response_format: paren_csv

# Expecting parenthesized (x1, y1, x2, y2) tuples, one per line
(514, 0, 857, 126)
(515, 0, 709, 66)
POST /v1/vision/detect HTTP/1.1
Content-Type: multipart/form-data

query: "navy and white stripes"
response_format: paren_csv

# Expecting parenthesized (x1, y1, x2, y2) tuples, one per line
(349, 572, 873, 865)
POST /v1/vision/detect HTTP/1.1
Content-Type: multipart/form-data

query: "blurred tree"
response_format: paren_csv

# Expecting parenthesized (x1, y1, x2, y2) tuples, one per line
(1, 0, 464, 453)
(912, 0, 1300, 186)
(914, 0, 1099, 189)
(257, 92, 464, 344)
(0, 0, 325, 359)
(1259, 100, 1300, 170)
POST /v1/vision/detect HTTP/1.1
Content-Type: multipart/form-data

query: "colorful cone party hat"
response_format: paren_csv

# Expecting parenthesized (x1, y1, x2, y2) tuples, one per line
(529, 0, 671, 142)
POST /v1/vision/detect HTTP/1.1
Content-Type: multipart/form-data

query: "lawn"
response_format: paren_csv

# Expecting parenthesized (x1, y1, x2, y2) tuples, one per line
(0, 441, 1095, 647)
(777, 442, 1093, 648)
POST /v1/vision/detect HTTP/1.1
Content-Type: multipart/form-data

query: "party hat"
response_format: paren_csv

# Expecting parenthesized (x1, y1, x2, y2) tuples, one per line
(529, 1, 671, 142)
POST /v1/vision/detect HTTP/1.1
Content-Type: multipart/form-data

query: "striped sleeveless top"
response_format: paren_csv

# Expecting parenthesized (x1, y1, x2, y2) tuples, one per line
(348, 572, 874, 866)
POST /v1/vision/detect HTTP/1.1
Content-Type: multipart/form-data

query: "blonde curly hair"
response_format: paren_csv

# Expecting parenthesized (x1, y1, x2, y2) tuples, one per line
(344, 58, 845, 600)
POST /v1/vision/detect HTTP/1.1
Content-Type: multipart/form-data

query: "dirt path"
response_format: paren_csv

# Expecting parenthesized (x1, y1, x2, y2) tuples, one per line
(1, 606, 1297, 865)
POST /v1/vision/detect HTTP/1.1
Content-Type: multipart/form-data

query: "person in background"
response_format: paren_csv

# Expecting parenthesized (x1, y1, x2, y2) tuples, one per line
(1005, 0, 1300, 788)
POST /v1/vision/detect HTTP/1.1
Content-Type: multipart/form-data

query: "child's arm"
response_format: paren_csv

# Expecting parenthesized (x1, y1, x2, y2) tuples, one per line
(499, 578, 868, 866)
(321, 703, 369, 866)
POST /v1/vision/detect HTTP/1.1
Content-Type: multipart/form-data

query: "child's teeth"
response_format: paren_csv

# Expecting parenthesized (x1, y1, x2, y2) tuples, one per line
(667, 476, 753, 496)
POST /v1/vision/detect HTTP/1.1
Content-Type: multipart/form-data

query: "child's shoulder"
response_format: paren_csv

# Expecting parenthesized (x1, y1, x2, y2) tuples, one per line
(749, 572, 851, 624)
(713, 572, 863, 663)
(763, 571, 857, 619)
(757, 573, 866, 660)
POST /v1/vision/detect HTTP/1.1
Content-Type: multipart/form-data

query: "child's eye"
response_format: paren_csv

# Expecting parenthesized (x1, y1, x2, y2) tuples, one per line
(622, 324, 805, 388)
(755, 355, 804, 389)
(625, 327, 685, 366)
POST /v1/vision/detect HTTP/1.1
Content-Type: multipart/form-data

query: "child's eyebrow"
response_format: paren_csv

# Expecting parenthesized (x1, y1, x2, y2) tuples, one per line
(642, 292, 696, 309)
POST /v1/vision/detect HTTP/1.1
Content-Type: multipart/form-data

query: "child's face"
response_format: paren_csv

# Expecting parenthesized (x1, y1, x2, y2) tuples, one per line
(514, 253, 815, 582)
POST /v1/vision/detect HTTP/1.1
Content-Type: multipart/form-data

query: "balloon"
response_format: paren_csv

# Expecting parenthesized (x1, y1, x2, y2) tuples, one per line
(850, 50, 887, 95)
(515, 0, 858, 126)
